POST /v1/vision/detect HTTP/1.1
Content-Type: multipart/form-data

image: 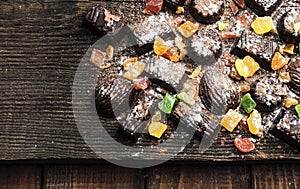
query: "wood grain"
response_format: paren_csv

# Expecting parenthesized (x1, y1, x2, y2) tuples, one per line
(0, 0, 299, 161)
(44, 164, 144, 189)
(0, 165, 41, 189)
(251, 163, 300, 189)
(146, 164, 250, 189)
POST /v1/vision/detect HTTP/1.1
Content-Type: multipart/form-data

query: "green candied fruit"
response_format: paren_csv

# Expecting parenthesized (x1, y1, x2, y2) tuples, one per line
(177, 92, 195, 106)
(158, 93, 178, 114)
(218, 22, 229, 31)
(241, 93, 257, 114)
(295, 104, 300, 118)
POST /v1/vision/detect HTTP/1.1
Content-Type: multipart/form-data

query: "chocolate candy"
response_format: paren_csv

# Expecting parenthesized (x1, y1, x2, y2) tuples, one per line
(251, 75, 285, 113)
(231, 30, 278, 70)
(189, 0, 224, 24)
(278, 9, 300, 45)
(287, 57, 300, 96)
(269, 108, 300, 150)
(245, 0, 283, 16)
(199, 68, 240, 115)
(164, 0, 186, 12)
(83, 5, 123, 37)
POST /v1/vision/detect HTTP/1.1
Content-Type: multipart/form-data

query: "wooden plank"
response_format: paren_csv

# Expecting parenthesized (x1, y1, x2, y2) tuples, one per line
(146, 164, 250, 189)
(251, 163, 300, 189)
(44, 164, 144, 189)
(0, 0, 299, 161)
(0, 165, 41, 189)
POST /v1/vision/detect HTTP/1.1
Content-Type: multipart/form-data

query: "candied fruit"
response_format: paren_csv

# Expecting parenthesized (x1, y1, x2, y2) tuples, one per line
(123, 57, 138, 70)
(188, 66, 201, 79)
(285, 98, 298, 108)
(123, 61, 145, 80)
(218, 22, 229, 31)
(133, 77, 150, 90)
(241, 93, 257, 114)
(235, 56, 260, 78)
(251, 17, 275, 35)
(151, 111, 162, 122)
(178, 21, 199, 38)
(279, 69, 291, 83)
(158, 93, 178, 114)
(221, 109, 243, 132)
(154, 36, 170, 56)
(145, 0, 163, 15)
(177, 92, 195, 106)
(148, 122, 168, 138)
(271, 52, 287, 71)
(162, 47, 180, 62)
(296, 104, 300, 118)
(247, 109, 262, 135)
(294, 22, 300, 33)
(280, 44, 294, 55)
(234, 138, 255, 153)
(106, 45, 114, 60)
(176, 6, 184, 14)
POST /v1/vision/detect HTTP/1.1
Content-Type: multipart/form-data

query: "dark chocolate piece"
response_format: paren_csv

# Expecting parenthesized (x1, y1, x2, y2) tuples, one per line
(189, 0, 224, 24)
(83, 5, 123, 37)
(278, 9, 300, 45)
(187, 28, 223, 62)
(251, 75, 285, 113)
(164, 0, 186, 12)
(288, 57, 300, 96)
(199, 68, 240, 115)
(245, 0, 282, 16)
(269, 108, 300, 150)
(231, 30, 278, 70)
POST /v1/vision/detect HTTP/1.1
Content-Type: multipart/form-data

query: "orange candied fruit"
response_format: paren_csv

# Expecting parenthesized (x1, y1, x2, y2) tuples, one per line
(280, 44, 295, 55)
(235, 56, 260, 78)
(221, 109, 243, 132)
(271, 52, 287, 71)
(178, 21, 199, 38)
(285, 98, 299, 108)
(154, 36, 170, 56)
(251, 16, 275, 35)
(162, 47, 180, 62)
(247, 109, 262, 135)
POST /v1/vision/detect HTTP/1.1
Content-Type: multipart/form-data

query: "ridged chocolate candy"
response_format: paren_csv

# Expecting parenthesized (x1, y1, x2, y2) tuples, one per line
(199, 68, 240, 115)
(288, 58, 300, 96)
(278, 9, 300, 45)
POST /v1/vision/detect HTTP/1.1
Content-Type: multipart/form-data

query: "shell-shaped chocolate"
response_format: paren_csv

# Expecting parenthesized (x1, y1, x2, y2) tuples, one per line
(288, 58, 300, 96)
(199, 68, 240, 115)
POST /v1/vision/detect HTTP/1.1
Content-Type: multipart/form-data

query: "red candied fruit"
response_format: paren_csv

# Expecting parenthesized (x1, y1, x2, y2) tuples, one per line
(133, 77, 150, 90)
(145, 0, 163, 15)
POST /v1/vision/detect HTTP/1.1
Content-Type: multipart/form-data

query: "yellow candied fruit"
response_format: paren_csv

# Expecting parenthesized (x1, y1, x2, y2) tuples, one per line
(235, 56, 260, 78)
(100, 63, 112, 69)
(123, 57, 138, 70)
(271, 52, 287, 71)
(251, 17, 275, 35)
(279, 69, 291, 83)
(148, 122, 168, 138)
(280, 44, 294, 55)
(294, 22, 300, 33)
(123, 61, 145, 80)
(163, 48, 180, 62)
(247, 109, 262, 135)
(285, 98, 299, 108)
(188, 66, 201, 79)
(176, 6, 184, 14)
(221, 109, 243, 132)
(178, 21, 199, 38)
(154, 36, 170, 56)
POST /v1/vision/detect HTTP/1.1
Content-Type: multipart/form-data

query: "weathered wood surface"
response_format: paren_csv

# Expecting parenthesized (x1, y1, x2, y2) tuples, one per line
(0, 163, 299, 189)
(0, 0, 299, 161)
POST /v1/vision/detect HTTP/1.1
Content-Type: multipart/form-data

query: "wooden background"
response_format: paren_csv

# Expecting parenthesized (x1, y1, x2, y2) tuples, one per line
(0, 0, 300, 188)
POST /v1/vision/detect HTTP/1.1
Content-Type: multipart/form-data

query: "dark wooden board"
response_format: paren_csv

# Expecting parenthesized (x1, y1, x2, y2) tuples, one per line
(146, 164, 250, 189)
(0, 0, 299, 161)
(0, 165, 41, 189)
(44, 164, 144, 189)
